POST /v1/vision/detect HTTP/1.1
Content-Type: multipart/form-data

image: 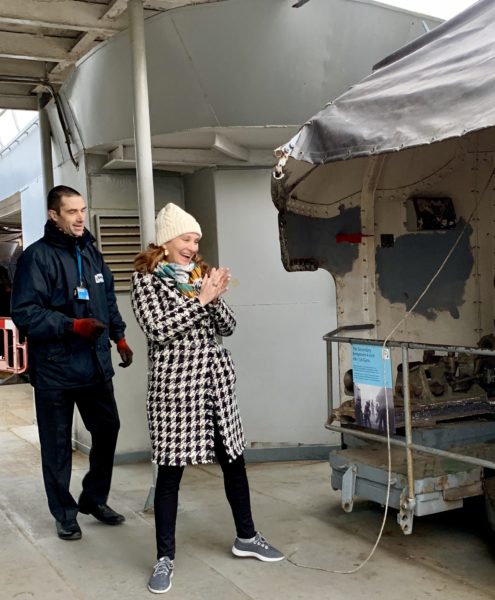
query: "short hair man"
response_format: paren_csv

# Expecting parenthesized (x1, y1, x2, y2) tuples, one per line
(11, 185, 133, 540)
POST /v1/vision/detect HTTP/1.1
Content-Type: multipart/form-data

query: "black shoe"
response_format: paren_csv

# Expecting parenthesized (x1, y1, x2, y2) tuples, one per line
(56, 518, 82, 540)
(78, 502, 125, 525)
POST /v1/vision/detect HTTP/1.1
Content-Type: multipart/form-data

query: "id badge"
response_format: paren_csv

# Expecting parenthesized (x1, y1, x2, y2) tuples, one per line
(74, 286, 90, 301)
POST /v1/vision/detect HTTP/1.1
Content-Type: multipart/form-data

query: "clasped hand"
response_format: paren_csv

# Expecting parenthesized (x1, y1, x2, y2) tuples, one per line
(198, 267, 231, 306)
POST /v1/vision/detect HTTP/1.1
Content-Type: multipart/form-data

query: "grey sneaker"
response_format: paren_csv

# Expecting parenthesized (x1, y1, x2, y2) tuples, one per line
(232, 532, 284, 562)
(148, 557, 174, 594)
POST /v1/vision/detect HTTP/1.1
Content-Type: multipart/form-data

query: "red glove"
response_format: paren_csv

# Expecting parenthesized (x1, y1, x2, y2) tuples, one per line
(73, 318, 106, 342)
(117, 338, 133, 368)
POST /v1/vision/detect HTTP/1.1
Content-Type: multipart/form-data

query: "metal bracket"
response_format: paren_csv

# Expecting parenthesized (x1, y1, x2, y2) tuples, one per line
(397, 487, 415, 534)
(341, 465, 357, 512)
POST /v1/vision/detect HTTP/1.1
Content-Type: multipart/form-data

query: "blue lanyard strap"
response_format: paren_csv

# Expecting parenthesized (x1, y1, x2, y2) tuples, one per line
(76, 246, 84, 286)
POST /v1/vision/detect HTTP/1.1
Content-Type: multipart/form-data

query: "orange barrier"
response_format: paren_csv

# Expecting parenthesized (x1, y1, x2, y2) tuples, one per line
(0, 317, 27, 374)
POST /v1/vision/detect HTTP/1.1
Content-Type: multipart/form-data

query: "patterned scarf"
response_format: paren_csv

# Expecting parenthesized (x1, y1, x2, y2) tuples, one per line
(154, 261, 203, 298)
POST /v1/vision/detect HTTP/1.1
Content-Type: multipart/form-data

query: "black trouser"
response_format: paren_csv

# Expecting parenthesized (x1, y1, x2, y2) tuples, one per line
(154, 426, 256, 560)
(34, 380, 120, 523)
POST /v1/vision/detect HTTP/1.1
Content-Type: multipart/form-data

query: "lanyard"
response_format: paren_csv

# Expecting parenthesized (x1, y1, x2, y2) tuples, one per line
(76, 246, 84, 287)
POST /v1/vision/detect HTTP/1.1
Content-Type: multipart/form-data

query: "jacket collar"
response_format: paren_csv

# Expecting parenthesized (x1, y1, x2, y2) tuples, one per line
(43, 219, 95, 251)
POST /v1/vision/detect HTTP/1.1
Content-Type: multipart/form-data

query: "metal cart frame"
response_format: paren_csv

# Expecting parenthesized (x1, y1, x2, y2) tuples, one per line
(324, 325, 495, 533)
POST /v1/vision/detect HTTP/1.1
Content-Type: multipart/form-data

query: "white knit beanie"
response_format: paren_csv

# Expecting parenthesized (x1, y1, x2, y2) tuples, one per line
(155, 203, 202, 246)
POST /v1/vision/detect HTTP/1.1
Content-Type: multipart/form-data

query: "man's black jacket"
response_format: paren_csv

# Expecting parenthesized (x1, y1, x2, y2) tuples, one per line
(11, 220, 126, 389)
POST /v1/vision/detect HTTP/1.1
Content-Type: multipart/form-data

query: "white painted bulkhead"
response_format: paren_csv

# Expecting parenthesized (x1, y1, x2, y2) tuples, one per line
(61, 0, 438, 153)
(191, 169, 336, 447)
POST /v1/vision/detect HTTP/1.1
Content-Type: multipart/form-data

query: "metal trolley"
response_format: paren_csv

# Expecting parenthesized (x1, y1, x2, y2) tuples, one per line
(324, 325, 495, 534)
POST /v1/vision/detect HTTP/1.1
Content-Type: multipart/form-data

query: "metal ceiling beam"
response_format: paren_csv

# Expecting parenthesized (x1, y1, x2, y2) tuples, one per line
(142, 0, 226, 9)
(106, 0, 130, 20)
(49, 31, 111, 75)
(0, 58, 59, 80)
(0, 75, 48, 84)
(0, 94, 37, 110)
(0, 31, 74, 63)
(69, 31, 101, 57)
(0, 0, 127, 34)
(106, 0, 227, 17)
(0, 191, 21, 219)
(41, 65, 72, 83)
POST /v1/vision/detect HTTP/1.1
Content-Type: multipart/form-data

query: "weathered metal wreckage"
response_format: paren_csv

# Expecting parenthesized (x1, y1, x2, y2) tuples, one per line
(272, 0, 495, 533)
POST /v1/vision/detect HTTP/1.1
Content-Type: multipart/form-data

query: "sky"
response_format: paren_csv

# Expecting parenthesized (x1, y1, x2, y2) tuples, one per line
(377, 0, 479, 19)
(0, 110, 37, 151)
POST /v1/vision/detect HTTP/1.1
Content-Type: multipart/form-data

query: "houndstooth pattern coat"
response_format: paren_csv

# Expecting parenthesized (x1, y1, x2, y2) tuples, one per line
(131, 271, 245, 466)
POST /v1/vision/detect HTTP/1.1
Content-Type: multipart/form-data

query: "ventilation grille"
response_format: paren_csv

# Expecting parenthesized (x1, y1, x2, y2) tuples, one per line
(95, 214, 141, 293)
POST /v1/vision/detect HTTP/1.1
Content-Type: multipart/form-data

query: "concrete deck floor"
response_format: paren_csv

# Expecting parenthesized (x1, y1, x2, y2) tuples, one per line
(0, 384, 494, 600)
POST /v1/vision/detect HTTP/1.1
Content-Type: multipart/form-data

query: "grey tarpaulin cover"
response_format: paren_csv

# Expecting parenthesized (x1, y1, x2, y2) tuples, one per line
(286, 0, 495, 165)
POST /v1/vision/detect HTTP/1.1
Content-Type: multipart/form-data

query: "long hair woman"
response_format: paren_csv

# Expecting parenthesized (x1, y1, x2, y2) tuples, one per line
(131, 203, 284, 594)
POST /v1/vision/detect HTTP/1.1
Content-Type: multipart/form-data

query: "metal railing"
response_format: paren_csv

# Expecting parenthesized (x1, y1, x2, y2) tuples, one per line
(324, 325, 495, 513)
(0, 317, 27, 375)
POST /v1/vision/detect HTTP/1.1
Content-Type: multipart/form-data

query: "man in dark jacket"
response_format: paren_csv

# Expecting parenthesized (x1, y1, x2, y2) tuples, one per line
(11, 185, 134, 541)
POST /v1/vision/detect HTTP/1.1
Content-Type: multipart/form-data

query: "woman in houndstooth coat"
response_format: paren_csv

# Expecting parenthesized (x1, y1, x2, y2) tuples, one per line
(131, 203, 283, 594)
(131, 261, 245, 467)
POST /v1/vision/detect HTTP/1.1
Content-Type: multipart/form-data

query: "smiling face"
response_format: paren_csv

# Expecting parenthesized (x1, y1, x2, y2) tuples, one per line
(164, 233, 200, 265)
(48, 195, 87, 237)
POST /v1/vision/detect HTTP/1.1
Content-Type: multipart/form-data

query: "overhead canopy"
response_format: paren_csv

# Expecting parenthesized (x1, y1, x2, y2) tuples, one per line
(0, 0, 227, 110)
(280, 0, 494, 166)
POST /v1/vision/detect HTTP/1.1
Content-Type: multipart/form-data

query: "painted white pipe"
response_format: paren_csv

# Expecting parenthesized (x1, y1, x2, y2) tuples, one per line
(37, 93, 54, 206)
(128, 0, 156, 249)
(128, 1, 157, 507)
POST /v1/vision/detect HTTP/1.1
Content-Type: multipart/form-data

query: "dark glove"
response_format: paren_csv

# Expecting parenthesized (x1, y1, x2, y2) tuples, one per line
(117, 338, 133, 368)
(73, 318, 106, 342)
